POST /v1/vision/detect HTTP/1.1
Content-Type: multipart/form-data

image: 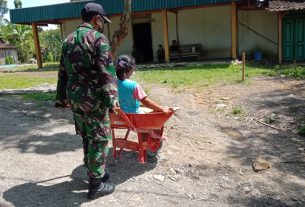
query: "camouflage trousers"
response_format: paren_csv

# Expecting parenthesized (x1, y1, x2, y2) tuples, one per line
(72, 105, 112, 179)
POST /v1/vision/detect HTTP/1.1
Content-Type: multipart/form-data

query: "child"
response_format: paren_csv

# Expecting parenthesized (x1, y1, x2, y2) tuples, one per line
(115, 54, 172, 114)
(157, 44, 165, 63)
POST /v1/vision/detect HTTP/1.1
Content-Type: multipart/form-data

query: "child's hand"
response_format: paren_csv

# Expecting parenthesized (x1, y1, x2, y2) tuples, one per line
(109, 107, 115, 113)
(162, 107, 174, 115)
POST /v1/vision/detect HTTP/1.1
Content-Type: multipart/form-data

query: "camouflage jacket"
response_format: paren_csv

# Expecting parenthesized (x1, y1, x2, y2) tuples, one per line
(56, 23, 118, 112)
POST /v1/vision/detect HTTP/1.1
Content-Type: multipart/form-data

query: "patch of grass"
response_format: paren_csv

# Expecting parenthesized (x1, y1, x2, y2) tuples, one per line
(1, 63, 303, 92)
(0, 71, 57, 89)
(231, 106, 244, 115)
(0, 62, 59, 72)
(298, 125, 305, 136)
(264, 113, 277, 124)
(136, 64, 273, 88)
(272, 65, 305, 79)
(228, 155, 240, 160)
(22, 92, 55, 103)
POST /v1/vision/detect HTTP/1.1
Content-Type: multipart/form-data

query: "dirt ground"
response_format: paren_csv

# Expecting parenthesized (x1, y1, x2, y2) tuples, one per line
(0, 76, 305, 207)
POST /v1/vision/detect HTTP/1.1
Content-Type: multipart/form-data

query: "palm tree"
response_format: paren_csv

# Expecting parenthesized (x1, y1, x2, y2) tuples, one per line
(14, 0, 22, 9)
(0, 0, 8, 23)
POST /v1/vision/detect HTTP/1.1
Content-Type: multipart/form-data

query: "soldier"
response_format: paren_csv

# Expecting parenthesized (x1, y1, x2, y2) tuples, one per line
(55, 2, 117, 199)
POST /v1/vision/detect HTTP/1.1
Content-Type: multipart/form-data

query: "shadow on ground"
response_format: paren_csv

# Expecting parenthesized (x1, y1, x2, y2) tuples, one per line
(1, 96, 157, 206)
(221, 79, 305, 205)
(227, 195, 302, 207)
(3, 150, 157, 207)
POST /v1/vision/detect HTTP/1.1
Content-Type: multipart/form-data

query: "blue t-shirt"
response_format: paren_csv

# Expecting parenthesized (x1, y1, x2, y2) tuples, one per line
(117, 79, 141, 113)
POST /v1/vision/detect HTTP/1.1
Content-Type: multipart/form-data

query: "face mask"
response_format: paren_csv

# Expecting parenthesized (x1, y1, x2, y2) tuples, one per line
(97, 17, 104, 33)
(98, 26, 104, 33)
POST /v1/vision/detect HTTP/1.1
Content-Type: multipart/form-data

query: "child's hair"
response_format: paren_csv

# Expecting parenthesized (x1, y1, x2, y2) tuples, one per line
(115, 54, 136, 81)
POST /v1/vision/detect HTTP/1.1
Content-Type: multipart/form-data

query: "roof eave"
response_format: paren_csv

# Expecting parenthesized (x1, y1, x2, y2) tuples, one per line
(10, 0, 240, 25)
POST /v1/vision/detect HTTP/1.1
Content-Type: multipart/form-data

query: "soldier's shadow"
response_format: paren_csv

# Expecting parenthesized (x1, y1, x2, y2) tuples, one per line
(3, 149, 157, 207)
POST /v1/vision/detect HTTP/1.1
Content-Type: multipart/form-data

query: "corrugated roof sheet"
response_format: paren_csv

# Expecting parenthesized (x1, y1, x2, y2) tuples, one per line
(267, 1, 305, 12)
(10, 0, 237, 24)
(0, 43, 17, 49)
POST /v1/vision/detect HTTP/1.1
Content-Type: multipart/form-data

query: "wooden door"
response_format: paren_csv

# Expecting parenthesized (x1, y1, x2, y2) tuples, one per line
(294, 19, 305, 61)
(283, 20, 294, 61)
(283, 18, 305, 61)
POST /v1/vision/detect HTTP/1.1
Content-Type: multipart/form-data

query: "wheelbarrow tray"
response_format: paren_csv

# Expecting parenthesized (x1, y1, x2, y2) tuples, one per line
(110, 108, 175, 163)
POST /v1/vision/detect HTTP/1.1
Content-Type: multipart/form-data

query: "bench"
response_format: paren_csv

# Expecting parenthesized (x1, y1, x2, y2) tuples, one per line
(170, 44, 202, 61)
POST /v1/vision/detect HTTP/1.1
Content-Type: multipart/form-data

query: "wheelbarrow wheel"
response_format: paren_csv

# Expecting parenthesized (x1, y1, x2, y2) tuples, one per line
(147, 137, 163, 158)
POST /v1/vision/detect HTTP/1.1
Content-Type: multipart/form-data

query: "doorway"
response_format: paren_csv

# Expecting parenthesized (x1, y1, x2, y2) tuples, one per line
(283, 15, 305, 61)
(132, 23, 153, 63)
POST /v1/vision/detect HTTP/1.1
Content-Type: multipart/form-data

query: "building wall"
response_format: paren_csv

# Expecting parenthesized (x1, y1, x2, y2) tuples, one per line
(108, 16, 134, 56)
(153, 6, 232, 60)
(61, 19, 81, 39)
(178, 6, 232, 59)
(60, 6, 278, 62)
(238, 10, 278, 59)
(60, 6, 232, 61)
(151, 13, 164, 61)
(61, 17, 134, 58)
(0, 49, 18, 65)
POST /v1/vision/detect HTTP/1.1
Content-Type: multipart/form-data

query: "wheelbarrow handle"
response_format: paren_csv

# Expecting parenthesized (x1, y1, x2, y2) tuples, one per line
(114, 107, 136, 131)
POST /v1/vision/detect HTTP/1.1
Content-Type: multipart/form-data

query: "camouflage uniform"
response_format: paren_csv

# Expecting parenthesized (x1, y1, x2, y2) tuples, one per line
(56, 22, 117, 179)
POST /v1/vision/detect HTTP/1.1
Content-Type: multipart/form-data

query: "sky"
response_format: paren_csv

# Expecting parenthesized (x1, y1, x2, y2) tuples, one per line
(4, 0, 70, 28)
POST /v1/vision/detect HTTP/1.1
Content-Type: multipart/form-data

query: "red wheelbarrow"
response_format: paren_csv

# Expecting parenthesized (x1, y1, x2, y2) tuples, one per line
(109, 107, 175, 163)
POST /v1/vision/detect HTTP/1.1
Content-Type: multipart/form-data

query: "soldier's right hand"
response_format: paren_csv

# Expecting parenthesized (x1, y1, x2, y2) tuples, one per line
(54, 100, 70, 109)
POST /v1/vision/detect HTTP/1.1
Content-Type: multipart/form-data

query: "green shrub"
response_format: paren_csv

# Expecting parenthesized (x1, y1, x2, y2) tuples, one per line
(264, 113, 277, 124)
(22, 92, 55, 104)
(298, 125, 305, 136)
(231, 107, 243, 115)
(5, 56, 14, 65)
(44, 52, 54, 63)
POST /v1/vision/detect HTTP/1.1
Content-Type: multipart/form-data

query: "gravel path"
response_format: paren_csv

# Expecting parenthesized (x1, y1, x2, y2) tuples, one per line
(0, 76, 305, 207)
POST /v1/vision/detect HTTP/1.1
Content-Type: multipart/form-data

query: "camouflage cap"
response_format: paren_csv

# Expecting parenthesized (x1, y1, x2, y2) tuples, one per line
(81, 2, 111, 23)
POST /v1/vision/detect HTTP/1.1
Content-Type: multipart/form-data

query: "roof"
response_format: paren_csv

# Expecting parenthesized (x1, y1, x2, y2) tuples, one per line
(10, 0, 238, 24)
(0, 43, 17, 49)
(267, 1, 305, 12)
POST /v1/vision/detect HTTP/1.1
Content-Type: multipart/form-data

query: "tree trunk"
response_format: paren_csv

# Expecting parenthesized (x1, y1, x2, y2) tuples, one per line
(110, 0, 132, 58)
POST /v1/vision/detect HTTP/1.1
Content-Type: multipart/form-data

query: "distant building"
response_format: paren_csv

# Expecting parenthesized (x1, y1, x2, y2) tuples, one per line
(0, 40, 18, 65)
(9, 0, 305, 67)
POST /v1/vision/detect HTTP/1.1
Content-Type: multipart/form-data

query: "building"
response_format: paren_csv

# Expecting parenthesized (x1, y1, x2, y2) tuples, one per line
(0, 40, 18, 65)
(9, 0, 305, 68)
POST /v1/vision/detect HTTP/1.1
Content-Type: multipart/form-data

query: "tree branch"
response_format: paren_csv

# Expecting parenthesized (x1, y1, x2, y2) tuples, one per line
(110, 0, 132, 58)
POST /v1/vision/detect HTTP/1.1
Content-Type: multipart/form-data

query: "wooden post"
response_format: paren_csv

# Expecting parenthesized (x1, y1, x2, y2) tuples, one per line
(278, 12, 283, 64)
(107, 23, 111, 41)
(176, 11, 179, 43)
(242, 52, 246, 81)
(59, 23, 64, 41)
(231, 1, 237, 60)
(162, 9, 170, 63)
(32, 22, 42, 68)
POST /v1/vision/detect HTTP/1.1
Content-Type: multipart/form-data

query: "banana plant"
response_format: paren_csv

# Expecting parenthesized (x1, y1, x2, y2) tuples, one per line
(0, 22, 34, 62)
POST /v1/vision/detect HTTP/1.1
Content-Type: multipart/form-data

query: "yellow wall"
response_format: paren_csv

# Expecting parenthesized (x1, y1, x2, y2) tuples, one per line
(238, 10, 278, 58)
(61, 17, 134, 58)
(61, 19, 80, 39)
(152, 6, 232, 60)
(178, 6, 232, 59)
(60, 7, 278, 61)
(108, 16, 133, 56)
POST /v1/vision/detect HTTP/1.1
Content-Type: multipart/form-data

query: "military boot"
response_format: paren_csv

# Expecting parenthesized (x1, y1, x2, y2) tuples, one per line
(88, 175, 115, 199)
(89, 172, 110, 188)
